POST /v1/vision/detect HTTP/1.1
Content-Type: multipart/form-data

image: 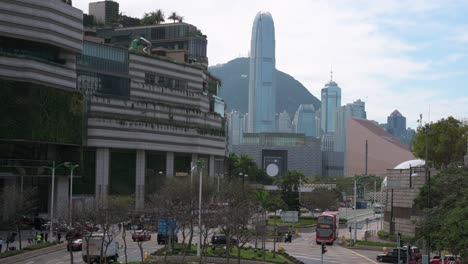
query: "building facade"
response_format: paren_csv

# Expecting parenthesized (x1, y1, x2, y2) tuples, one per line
(293, 104, 317, 137)
(228, 111, 245, 146)
(320, 80, 342, 134)
(248, 12, 276, 133)
(89, 0, 119, 25)
(387, 110, 407, 143)
(232, 133, 322, 177)
(278, 110, 292, 133)
(0, 0, 84, 220)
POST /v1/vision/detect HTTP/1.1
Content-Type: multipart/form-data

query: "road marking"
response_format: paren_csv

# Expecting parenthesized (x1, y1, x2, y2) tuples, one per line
(294, 255, 340, 263)
(343, 247, 378, 264)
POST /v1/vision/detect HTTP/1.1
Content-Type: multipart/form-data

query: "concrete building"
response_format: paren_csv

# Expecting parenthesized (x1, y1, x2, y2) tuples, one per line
(232, 133, 322, 177)
(79, 42, 226, 208)
(248, 12, 276, 133)
(320, 79, 342, 134)
(278, 110, 293, 133)
(95, 23, 208, 66)
(0, 0, 84, 219)
(228, 111, 246, 146)
(334, 100, 367, 152)
(382, 159, 435, 237)
(346, 118, 415, 176)
(293, 104, 317, 137)
(89, 0, 119, 26)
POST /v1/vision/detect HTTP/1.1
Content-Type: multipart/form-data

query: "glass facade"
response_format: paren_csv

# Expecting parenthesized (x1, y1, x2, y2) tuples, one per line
(77, 42, 130, 97)
(243, 133, 305, 147)
(144, 72, 188, 89)
(0, 36, 65, 65)
(320, 81, 342, 133)
(295, 104, 317, 137)
(248, 12, 276, 133)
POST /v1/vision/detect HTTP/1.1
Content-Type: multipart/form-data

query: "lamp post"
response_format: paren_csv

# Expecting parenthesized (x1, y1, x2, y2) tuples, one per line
(64, 162, 79, 227)
(197, 160, 205, 257)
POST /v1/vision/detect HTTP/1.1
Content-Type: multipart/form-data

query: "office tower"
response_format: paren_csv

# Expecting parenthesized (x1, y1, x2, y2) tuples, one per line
(89, 0, 119, 25)
(278, 110, 292, 133)
(228, 111, 245, 145)
(334, 99, 367, 152)
(293, 104, 317, 137)
(387, 110, 407, 142)
(320, 77, 342, 134)
(248, 12, 276, 133)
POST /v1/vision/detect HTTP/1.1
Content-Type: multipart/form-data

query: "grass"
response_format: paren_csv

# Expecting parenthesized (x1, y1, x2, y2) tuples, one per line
(267, 216, 317, 228)
(0, 242, 59, 259)
(154, 244, 294, 264)
(355, 240, 397, 247)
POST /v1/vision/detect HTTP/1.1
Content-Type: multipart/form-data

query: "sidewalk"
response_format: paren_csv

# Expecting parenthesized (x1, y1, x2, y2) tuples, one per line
(1, 242, 65, 264)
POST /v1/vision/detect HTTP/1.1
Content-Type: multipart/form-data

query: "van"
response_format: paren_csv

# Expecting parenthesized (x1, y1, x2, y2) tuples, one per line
(81, 234, 119, 263)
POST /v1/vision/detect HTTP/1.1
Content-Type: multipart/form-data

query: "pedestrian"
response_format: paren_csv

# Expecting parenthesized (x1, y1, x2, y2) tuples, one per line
(40, 232, 44, 242)
(118, 222, 122, 232)
(57, 232, 61, 242)
(36, 233, 42, 244)
(44, 232, 48, 242)
(0, 237, 3, 253)
(28, 233, 33, 244)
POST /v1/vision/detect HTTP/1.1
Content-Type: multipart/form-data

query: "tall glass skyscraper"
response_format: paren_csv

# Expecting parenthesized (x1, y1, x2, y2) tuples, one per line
(248, 12, 276, 133)
(320, 79, 342, 133)
(294, 104, 317, 137)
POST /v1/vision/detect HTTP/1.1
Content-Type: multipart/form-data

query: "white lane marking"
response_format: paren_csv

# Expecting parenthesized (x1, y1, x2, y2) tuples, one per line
(294, 255, 341, 263)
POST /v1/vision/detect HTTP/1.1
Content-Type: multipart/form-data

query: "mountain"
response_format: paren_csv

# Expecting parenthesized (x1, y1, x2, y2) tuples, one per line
(209, 57, 321, 117)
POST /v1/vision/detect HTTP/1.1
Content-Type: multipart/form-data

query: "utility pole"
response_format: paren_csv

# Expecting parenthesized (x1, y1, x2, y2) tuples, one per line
(365, 140, 368, 175)
(197, 160, 204, 258)
(354, 179, 357, 242)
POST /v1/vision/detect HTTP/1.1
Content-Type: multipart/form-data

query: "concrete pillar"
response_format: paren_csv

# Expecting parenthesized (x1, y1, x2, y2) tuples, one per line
(95, 148, 110, 206)
(209, 155, 215, 177)
(135, 149, 145, 209)
(56, 176, 69, 220)
(166, 152, 174, 177)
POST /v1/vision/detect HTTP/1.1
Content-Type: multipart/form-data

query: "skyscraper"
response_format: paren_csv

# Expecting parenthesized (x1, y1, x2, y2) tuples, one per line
(248, 12, 276, 133)
(293, 104, 317, 137)
(278, 110, 292, 133)
(387, 110, 407, 142)
(89, 0, 119, 25)
(320, 77, 342, 134)
(334, 99, 367, 152)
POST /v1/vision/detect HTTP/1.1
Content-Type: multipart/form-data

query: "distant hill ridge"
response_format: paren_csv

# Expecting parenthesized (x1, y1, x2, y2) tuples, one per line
(209, 57, 320, 117)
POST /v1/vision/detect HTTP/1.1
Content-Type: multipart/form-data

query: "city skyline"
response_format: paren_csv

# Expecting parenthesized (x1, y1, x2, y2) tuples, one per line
(74, 0, 468, 128)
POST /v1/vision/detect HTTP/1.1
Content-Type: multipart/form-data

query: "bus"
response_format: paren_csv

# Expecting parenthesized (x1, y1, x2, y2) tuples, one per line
(315, 212, 339, 245)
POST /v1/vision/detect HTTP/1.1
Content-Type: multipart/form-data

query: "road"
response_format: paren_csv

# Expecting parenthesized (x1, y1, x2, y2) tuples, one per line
(16, 232, 163, 264)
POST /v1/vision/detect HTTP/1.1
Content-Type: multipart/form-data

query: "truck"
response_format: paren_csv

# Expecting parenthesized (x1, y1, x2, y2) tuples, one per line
(157, 218, 178, 245)
(315, 211, 339, 245)
(81, 234, 119, 263)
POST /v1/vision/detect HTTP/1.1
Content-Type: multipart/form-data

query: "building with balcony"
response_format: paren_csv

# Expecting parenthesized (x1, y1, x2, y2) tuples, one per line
(0, 0, 84, 220)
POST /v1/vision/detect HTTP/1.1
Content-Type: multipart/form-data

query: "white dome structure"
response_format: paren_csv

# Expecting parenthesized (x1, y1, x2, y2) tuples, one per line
(393, 159, 425, 170)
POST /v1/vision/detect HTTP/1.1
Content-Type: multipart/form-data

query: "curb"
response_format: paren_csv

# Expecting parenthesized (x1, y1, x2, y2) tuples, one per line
(1, 243, 66, 264)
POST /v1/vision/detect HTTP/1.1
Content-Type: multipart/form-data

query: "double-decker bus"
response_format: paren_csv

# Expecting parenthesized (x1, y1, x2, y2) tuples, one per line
(315, 212, 339, 245)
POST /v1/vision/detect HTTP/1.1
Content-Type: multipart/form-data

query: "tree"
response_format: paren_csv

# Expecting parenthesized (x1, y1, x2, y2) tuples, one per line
(168, 12, 179, 23)
(412, 117, 468, 169)
(301, 188, 340, 212)
(141, 10, 165, 25)
(279, 170, 304, 210)
(415, 167, 468, 261)
(177, 16, 184, 23)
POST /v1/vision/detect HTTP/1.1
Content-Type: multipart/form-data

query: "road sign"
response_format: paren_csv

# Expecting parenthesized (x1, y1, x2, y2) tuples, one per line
(280, 211, 298, 223)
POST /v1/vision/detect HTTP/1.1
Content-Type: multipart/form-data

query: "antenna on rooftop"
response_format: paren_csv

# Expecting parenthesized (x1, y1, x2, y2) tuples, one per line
(330, 67, 333, 81)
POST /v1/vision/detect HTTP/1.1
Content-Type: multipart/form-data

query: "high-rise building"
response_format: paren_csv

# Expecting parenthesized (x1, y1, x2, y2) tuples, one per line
(334, 99, 367, 152)
(228, 111, 245, 146)
(293, 104, 317, 137)
(248, 12, 276, 133)
(387, 110, 407, 143)
(278, 110, 292, 133)
(320, 78, 342, 134)
(89, 0, 119, 25)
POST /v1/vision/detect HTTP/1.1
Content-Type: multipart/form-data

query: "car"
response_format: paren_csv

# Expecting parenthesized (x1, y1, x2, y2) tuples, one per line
(132, 230, 151, 242)
(402, 246, 422, 262)
(430, 255, 461, 264)
(211, 234, 237, 249)
(67, 239, 83, 251)
(157, 234, 178, 244)
(376, 248, 417, 263)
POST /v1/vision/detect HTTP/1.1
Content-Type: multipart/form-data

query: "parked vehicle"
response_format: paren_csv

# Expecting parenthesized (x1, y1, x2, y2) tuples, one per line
(211, 234, 237, 249)
(81, 234, 119, 263)
(315, 211, 339, 245)
(376, 248, 417, 263)
(131, 230, 151, 242)
(430, 255, 461, 264)
(374, 204, 384, 214)
(67, 239, 83, 251)
(157, 218, 178, 245)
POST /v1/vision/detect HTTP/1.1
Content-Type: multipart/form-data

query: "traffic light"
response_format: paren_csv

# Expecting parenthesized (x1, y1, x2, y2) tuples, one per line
(321, 243, 327, 254)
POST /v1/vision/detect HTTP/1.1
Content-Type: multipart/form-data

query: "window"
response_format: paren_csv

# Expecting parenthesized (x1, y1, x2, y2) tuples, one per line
(145, 73, 156, 84)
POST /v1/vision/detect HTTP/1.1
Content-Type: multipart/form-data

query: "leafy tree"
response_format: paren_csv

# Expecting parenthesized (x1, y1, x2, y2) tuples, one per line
(301, 188, 340, 212)
(412, 117, 468, 169)
(279, 170, 304, 210)
(141, 10, 165, 25)
(168, 12, 179, 23)
(415, 167, 468, 261)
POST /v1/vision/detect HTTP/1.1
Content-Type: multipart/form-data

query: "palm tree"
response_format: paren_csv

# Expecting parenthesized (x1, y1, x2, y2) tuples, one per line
(168, 12, 178, 23)
(154, 9, 165, 24)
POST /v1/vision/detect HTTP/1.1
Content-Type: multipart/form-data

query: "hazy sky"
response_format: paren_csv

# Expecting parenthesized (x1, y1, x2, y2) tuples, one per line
(74, 0, 468, 128)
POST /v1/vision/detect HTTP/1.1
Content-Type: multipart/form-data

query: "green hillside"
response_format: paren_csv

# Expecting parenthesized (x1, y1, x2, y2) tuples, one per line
(209, 57, 320, 115)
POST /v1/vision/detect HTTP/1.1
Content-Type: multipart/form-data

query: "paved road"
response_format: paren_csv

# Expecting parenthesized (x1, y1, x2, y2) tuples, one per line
(14, 232, 163, 264)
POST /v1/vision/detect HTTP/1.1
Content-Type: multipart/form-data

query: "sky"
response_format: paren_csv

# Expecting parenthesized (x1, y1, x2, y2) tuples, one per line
(74, 0, 468, 128)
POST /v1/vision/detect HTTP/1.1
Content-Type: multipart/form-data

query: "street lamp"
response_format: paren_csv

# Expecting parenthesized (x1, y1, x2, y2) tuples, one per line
(196, 159, 205, 257)
(64, 162, 79, 227)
